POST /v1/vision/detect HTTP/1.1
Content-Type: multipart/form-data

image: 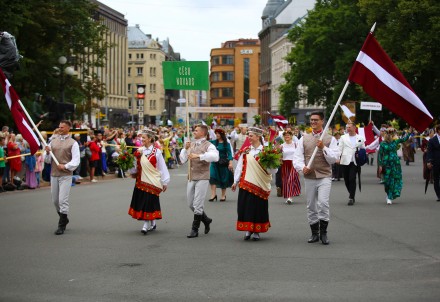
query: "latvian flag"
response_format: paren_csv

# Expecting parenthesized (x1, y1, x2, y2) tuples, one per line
(348, 32, 432, 132)
(0, 68, 40, 154)
(269, 114, 288, 129)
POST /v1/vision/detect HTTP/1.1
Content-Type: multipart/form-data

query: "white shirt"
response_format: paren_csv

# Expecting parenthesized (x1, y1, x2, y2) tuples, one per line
(44, 134, 80, 171)
(179, 138, 219, 163)
(234, 144, 278, 184)
(293, 135, 340, 172)
(142, 145, 170, 185)
(282, 138, 299, 161)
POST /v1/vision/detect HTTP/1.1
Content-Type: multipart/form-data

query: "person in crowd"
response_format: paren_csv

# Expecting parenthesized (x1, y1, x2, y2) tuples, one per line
(44, 120, 80, 235)
(231, 126, 248, 154)
(280, 129, 301, 204)
(378, 127, 412, 205)
(128, 128, 170, 234)
(422, 128, 435, 186)
(232, 127, 277, 241)
(179, 124, 219, 238)
(73, 134, 84, 178)
(35, 149, 44, 188)
(209, 128, 234, 202)
(402, 128, 416, 166)
(338, 122, 365, 206)
(24, 142, 37, 189)
(7, 133, 21, 185)
(0, 135, 5, 192)
(427, 125, 440, 202)
(88, 133, 101, 183)
(293, 111, 340, 245)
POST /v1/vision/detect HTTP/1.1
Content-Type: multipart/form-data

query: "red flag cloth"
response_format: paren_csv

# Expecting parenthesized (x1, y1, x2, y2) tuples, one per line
(348, 33, 433, 132)
(356, 123, 375, 154)
(233, 137, 251, 160)
(269, 114, 288, 128)
(0, 69, 40, 154)
(268, 128, 277, 142)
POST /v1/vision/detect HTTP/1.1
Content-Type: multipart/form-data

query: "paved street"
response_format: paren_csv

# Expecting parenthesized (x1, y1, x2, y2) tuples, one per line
(1, 153, 439, 301)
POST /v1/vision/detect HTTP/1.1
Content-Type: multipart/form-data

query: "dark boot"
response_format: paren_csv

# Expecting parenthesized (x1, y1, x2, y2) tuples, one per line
(201, 212, 212, 234)
(187, 214, 201, 238)
(308, 222, 320, 243)
(319, 220, 330, 245)
(370, 157, 374, 166)
(55, 214, 69, 235)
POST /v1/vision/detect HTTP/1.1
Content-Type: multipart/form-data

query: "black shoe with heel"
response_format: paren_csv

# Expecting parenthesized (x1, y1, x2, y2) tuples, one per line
(220, 196, 226, 202)
(208, 195, 217, 202)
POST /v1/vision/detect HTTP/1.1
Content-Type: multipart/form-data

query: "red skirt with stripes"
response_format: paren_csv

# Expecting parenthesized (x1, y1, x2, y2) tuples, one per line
(282, 160, 301, 198)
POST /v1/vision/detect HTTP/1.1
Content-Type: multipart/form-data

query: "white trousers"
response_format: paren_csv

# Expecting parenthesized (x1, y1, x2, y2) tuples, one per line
(186, 179, 209, 215)
(304, 177, 332, 224)
(51, 175, 72, 214)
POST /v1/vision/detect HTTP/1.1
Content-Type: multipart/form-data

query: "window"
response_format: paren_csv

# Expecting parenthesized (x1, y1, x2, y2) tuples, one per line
(137, 67, 143, 76)
(140, 53, 144, 59)
(222, 71, 234, 81)
(150, 100, 156, 110)
(211, 88, 220, 98)
(150, 67, 156, 77)
(128, 67, 131, 76)
(212, 72, 220, 82)
(136, 53, 140, 59)
(150, 84, 156, 93)
(128, 98, 133, 109)
(128, 54, 132, 59)
(128, 83, 131, 93)
(222, 88, 234, 97)
(222, 55, 233, 65)
(212, 56, 220, 65)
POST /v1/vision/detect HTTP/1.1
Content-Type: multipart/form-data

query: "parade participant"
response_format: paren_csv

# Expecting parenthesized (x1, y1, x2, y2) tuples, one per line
(281, 129, 301, 204)
(209, 128, 233, 202)
(231, 126, 247, 153)
(179, 125, 219, 238)
(378, 127, 412, 205)
(232, 127, 278, 241)
(338, 122, 365, 206)
(128, 128, 169, 234)
(44, 120, 80, 235)
(422, 128, 435, 187)
(426, 125, 440, 201)
(293, 112, 340, 245)
(331, 132, 342, 181)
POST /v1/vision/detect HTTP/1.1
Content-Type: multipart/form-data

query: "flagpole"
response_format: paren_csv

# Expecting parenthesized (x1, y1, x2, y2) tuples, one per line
(185, 90, 191, 180)
(18, 100, 60, 165)
(306, 80, 350, 169)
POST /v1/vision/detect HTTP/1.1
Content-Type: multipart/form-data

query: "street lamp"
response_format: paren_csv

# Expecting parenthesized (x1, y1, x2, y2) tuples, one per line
(56, 56, 75, 103)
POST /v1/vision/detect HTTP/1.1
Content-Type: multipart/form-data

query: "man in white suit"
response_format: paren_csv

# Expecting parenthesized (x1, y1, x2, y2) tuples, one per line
(338, 122, 365, 206)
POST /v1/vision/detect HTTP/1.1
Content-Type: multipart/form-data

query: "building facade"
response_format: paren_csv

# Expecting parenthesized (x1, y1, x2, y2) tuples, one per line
(127, 25, 166, 126)
(210, 39, 260, 125)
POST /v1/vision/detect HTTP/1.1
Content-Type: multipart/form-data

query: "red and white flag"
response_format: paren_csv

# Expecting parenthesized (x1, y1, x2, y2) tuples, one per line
(233, 137, 251, 160)
(269, 113, 288, 129)
(0, 68, 40, 154)
(356, 123, 375, 154)
(348, 33, 433, 132)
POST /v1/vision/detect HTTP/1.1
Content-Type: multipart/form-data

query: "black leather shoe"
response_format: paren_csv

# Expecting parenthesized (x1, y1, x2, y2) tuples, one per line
(220, 196, 226, 202)
(348, 199, 354, 206)
(54, 227, 64, 235)
(320, 233, 330, 245)
(187, 229, 198, 238)
(208, 195, 217, 202)
(244, 234, 251, 241)
(308, 234, 319, 243)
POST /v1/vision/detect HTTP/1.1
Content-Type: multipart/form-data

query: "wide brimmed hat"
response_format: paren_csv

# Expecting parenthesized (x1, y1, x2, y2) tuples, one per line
(248, 127, 264, 136)
(141, 128, 157, 137)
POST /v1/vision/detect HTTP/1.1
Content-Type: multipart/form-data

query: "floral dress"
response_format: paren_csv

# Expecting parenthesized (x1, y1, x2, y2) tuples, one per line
(378, 134, 410, 200)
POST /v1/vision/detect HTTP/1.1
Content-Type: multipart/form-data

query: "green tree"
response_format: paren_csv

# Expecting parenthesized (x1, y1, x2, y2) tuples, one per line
(0, 0, 111, 127)
(280, 0, 369, 123)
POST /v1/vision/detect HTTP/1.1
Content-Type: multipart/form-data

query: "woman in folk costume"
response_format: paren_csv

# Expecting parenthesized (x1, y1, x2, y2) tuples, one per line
(378, 127, 412, 205)
(281, 129, 301, 204)
(231, 127, 278, 241)
(128, 128, 170, 234)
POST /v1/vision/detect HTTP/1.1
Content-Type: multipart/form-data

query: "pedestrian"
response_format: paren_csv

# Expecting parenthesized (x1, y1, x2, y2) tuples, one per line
(427, 125, 440, 202)
(209, 128, 234, 202)
(402, 130, 416, 165)
(281, 129, 301, 204)
(378, 127, 412, 205)
(338, 122, 365, 205)
(7, 133, 21, 186)
(422, 128, 434, 186)
(44, 120, 80, 235)
(128, 128, 170, 234)
(293, 111, 340, 245)
(231, 127, 278, 241)
(88, 133, 101, 183)
(179, 124, 219, 238)
(24, 142, 38, 189)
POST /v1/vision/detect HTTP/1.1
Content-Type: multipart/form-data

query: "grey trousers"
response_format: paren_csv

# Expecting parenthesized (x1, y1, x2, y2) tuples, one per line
(304, 177, 332, 224)
(51, 175, 72, 214)
(186, 179, 209, 215)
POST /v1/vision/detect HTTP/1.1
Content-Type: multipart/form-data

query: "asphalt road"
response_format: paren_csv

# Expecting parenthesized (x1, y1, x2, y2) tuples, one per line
(0, 153, 439, 301)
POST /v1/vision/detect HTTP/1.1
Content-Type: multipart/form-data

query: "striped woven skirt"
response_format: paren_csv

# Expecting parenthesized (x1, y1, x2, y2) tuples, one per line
(281, 160, 301, 198)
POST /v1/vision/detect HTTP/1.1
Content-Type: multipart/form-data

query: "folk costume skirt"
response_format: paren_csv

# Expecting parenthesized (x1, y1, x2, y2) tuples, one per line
(281, 159, 301, 198)
(236, 188, 270, 233)
(128, 187, 162, 221)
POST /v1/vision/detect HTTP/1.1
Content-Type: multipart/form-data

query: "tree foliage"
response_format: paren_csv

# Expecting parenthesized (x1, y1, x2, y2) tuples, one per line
(0, 0, 111, 127)
(280, 0, 440, 125)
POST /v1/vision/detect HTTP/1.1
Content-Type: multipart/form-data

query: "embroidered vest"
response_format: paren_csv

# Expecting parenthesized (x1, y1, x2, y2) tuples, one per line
(303, 133, 332, 179)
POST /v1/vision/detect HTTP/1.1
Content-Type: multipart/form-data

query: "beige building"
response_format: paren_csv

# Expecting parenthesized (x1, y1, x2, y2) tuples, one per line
(92, 1, 128, 128)
(127, 25, 166, 126)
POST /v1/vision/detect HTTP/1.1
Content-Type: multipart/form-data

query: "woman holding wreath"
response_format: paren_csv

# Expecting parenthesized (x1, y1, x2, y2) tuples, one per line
(232, 127, 278, 241)
(128, 128, 170, 234)
(209, 128, 234, 202)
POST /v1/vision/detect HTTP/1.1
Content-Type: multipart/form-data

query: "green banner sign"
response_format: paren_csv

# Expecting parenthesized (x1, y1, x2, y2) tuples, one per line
(163, 61, 209, 91)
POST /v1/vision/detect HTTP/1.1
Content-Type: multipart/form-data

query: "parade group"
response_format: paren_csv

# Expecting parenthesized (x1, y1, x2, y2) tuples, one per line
(1, 112, 440, 244)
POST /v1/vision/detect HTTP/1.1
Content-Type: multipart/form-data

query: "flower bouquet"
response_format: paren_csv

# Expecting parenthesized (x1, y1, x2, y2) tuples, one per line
(257, 142, 282, 170)
(114, 142, 135, 171)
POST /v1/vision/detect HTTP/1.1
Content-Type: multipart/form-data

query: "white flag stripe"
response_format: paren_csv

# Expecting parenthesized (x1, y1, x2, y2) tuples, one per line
(340, 105, 355, 118)
(21, 117, 41, 146)
(356, 51, 433, 118)
(272, 118, 288, 124)
(4, 80, 12, 109)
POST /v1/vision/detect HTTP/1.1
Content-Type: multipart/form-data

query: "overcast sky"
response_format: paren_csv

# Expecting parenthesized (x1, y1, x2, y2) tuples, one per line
(99, 0, 268, 61)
